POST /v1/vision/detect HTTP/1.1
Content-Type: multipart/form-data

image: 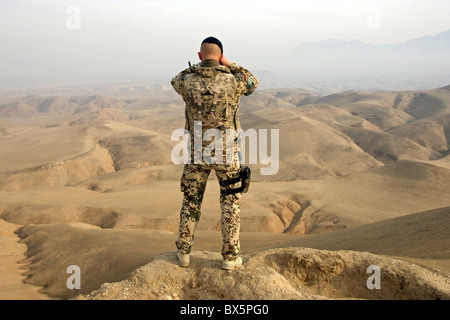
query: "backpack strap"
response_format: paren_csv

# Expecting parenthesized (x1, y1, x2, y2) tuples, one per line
(210, 89, 222, 119)
(195, 88, 204, 119)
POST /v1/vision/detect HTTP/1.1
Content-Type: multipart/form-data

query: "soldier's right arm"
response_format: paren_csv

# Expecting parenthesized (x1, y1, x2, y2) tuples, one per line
(220, 56, 259, 97)
(228, 63, 259, 98)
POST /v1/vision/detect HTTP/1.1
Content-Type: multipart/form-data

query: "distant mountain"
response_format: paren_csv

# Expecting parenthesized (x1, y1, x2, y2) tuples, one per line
(1, 31, 448, 97)
(254, 30, 450, 93)
(287, 29, 450, 77)
(292, 39, 373, 53)
(292, 29, 450, 53)
(402, 29, 450, 50)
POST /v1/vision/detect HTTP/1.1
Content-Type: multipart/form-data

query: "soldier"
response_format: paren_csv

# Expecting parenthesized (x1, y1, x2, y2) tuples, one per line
(171, 36, 259, 270)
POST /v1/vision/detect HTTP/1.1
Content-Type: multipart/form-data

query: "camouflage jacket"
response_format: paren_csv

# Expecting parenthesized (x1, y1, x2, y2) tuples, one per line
(171, 59, 259, 133)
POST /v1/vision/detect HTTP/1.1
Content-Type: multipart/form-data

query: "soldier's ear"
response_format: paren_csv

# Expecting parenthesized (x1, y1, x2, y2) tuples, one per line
(198, 52, 202, 61)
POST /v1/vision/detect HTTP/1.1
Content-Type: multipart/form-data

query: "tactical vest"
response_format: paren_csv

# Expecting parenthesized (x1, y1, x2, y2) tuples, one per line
(183, 66, 240, 135)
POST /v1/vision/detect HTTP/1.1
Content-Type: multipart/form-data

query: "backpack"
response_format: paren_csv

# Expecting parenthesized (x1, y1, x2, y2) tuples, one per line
(183, 66, 240, 133)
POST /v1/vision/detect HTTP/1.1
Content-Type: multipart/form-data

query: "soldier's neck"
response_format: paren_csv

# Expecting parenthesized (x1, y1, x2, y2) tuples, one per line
(200, 59, 220, 68)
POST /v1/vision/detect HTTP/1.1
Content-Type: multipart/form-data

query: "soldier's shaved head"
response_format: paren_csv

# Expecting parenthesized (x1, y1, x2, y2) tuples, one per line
(199, 43, 222, 61)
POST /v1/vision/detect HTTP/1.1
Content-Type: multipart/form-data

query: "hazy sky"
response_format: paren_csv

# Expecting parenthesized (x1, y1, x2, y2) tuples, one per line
(1, 0, 449, 87)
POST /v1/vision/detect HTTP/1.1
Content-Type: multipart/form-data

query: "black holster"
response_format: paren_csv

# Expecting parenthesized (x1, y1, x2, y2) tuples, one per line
(220, 166, 251, 196)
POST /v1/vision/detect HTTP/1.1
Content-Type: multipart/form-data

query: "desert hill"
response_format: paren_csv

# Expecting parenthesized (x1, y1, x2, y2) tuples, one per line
(5, 85, 450, 187)
(277, 206, 450, 262)
(12, 206, 450, 300)
(296, 87, 450, 153)
(0, 84, 449, 299)
(75, 248, 450, 301)
(1, 158, 449, 235)
(0, 95, 127, 118)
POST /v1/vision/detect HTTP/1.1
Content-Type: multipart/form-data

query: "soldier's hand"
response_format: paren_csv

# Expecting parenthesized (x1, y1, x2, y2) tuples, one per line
(219, 55, 232, 67)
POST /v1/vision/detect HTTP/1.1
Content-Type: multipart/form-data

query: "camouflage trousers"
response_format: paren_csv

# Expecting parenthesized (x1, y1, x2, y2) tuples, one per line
(175, 162, 241, 261)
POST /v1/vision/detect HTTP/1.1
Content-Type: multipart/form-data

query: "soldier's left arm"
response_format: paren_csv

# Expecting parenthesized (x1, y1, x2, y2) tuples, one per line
(227, 63, 259, 97)
(170, 66, 194, 97)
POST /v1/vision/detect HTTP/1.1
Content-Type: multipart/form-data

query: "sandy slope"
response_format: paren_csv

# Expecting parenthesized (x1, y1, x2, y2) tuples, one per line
(14, 223, 299, 299)
(274, 206, 450, 275)
(0, 220, 47, 300)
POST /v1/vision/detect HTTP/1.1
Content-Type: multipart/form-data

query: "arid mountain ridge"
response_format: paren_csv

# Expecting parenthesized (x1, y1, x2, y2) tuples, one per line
(2, 84, 449, 164)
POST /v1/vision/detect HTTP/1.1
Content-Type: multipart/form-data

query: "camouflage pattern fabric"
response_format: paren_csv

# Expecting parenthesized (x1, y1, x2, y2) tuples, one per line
(171, 59, 259, 261)
(176, 162, 242, 260)
(171, 60, 259, 135)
